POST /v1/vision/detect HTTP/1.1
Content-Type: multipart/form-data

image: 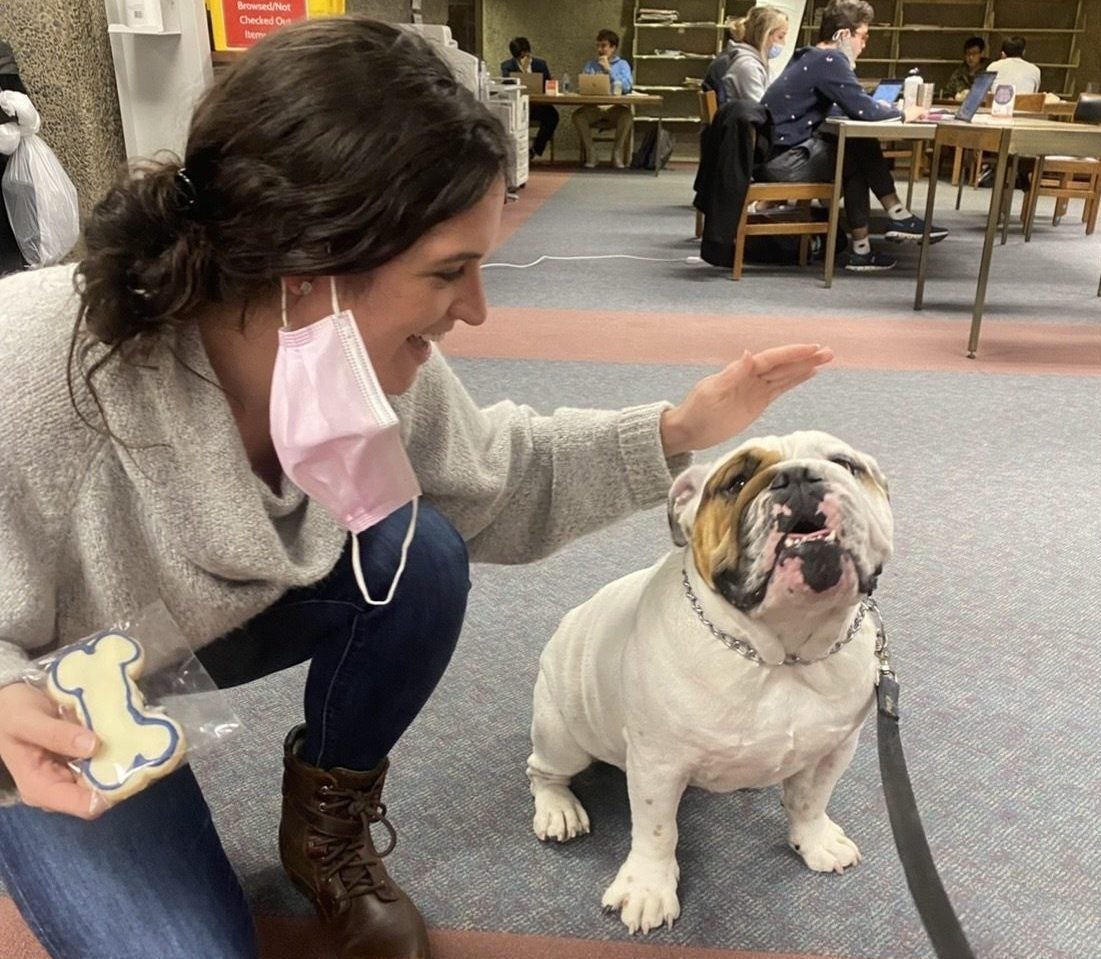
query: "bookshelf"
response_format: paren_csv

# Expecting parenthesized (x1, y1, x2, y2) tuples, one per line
(799, 0, 1085, 96)
(630, 1, 756, 129)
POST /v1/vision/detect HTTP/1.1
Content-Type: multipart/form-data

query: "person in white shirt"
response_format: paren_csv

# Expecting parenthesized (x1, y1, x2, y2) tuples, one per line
(987, 35, 1042, 95)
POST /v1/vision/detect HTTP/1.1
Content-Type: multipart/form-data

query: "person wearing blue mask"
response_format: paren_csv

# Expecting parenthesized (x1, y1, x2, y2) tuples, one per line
(703, 5, 789, 105)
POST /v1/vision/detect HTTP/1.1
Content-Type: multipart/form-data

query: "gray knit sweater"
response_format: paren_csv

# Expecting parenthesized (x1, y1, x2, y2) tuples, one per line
(0, 266, 688, 798)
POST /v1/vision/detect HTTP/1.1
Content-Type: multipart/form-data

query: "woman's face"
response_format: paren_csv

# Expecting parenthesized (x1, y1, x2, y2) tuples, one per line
(305, 178, 506, 395)
(768, 25, 789, 50)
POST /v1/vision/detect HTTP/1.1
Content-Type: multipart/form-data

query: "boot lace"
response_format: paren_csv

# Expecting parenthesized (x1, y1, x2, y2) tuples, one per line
(313, 785, 399, 898)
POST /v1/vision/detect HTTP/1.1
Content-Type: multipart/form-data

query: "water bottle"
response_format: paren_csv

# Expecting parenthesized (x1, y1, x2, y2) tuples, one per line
(903, 67, 922, 111)
(612, 79, 623, 95)
(562, 72, 570, 93)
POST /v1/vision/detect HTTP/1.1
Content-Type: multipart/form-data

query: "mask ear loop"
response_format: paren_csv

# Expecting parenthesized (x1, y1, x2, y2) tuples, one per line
(329, 275, 340, 315)
(350, 499, 420, 606)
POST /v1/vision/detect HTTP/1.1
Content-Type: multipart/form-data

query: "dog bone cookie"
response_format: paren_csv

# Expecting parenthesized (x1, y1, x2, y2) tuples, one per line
(45, 631, 186, 803)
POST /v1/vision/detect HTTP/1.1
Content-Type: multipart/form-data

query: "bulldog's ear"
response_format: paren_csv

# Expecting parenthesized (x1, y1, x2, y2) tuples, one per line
(667, 463, 711, 547)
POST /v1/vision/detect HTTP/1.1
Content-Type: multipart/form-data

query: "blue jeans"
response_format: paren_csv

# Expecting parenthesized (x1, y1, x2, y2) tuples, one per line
(0, 502, 470, 959)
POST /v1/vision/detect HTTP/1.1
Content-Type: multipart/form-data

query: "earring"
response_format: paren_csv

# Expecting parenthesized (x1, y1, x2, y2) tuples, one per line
(298, 280, 313, 296)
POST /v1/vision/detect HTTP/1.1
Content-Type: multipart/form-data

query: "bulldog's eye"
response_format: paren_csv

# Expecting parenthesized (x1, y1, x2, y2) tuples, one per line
(723, 474, 749, 495)
(831, 457, 862, 477)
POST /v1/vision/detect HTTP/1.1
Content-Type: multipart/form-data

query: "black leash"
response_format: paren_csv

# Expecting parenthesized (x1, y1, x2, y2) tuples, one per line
(868, 600, 977, 959)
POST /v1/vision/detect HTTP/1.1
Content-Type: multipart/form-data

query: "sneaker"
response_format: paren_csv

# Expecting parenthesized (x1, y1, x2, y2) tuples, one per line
(612, 156, 625, 169)
(583, 157, 597, 169)
(845, 249, 897, 272)
(885, 215, 948, 244)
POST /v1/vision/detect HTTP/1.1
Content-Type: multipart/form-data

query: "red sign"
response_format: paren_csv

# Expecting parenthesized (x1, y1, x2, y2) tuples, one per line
(222, 0, 308, 49)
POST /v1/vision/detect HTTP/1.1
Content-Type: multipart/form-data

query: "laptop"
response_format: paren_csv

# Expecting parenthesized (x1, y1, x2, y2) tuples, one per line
(923, 70, 998, 122)
(578, 72, 612, 96)
(870, 79, 903, 104)
(508, 72, 544, 96)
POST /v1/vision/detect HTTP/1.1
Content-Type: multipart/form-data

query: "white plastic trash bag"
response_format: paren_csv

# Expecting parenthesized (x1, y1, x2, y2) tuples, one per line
(2, 131, 80, 268)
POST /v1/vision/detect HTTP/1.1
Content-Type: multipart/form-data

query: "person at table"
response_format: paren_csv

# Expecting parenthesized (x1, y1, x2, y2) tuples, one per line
(942, 35, 990, 101)
(755, 0, 948, 273)
(986, 35, 1041, 95)
(702, 5, 789, 105)
(572, 29, 634, 169)
(500, 36, 559, 161)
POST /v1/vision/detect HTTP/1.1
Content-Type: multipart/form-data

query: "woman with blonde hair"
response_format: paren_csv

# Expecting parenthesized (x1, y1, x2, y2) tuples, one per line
(704, 5, 789, 104)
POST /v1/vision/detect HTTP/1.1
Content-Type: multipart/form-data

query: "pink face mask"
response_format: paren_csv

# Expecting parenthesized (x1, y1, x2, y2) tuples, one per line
(270, 277, 421, 605)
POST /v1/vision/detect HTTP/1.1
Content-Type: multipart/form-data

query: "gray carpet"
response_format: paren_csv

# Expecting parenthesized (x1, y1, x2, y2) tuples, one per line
(483, 168, 1101, 326)
(195, 359, 1101, 959)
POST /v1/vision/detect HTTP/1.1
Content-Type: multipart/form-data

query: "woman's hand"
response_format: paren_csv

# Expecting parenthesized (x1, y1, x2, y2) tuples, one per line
(0, 682, 101, 819)
(660, 344, 833, 456)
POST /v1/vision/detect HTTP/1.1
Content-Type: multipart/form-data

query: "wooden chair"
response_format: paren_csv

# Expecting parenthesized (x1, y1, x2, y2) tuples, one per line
(694, 94, 833, 279)
(732, 179, 835, 280)
(732, 125, 834, 281)
(1020, 93, 1101, 240)
(954, 92, 1049, 196)
(694, 89, 718, 238)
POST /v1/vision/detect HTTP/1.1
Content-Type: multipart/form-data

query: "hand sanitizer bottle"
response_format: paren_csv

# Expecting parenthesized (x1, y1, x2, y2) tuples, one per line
(903, 67, 923, 111)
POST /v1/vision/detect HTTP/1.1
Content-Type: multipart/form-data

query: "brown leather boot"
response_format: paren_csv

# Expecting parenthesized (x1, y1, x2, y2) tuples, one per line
(279, 725, 430, 959)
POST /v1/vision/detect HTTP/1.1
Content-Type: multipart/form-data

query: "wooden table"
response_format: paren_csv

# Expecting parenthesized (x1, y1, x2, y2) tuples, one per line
(530, 92, 666, 175)
(914, 117, 1101, 357)
(822, 118, 937, 288)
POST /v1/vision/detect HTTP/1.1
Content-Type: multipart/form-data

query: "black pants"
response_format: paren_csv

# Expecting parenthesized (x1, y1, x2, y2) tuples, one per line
(756, 131, 897, 232)
(530, 103, 559, 156)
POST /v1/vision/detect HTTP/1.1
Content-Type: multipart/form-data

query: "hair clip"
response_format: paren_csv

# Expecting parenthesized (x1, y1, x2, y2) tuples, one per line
(174, 168, 199, 214)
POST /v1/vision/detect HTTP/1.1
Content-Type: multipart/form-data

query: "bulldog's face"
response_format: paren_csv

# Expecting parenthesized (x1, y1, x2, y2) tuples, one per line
(668, 431, 893, 613)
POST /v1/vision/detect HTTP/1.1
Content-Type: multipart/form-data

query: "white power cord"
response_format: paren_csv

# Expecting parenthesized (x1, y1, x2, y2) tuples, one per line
(483, 253, 702, 269)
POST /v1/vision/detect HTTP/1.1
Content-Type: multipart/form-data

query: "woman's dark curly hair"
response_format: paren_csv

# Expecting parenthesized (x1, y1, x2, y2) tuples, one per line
(70, 16, 508, 419)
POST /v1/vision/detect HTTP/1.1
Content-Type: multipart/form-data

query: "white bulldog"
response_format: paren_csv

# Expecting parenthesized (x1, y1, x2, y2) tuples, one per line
(527, 430, 894, 934)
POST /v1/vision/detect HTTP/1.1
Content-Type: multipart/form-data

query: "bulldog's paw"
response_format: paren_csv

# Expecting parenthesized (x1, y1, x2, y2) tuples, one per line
(532, 784, 591, 842)
(601, 854, 681, 934)
(789, 815, 862, 873)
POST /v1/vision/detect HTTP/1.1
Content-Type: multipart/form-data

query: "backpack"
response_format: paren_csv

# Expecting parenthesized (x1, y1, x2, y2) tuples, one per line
(630, 126, 675, 171)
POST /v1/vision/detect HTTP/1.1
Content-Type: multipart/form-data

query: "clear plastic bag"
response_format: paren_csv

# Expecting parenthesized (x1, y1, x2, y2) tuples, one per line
(24, 603, 241, 815)
(1, 131, 79, 268)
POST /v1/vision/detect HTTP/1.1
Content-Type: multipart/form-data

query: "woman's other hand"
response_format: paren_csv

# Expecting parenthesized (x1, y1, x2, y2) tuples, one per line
(660, 344, 833, 456)
(0, 682, 101, 819)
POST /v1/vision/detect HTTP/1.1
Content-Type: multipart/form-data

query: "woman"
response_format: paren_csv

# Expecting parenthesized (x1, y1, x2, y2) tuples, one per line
(0, 16, 830, 959)
(705, 5, 789, 105)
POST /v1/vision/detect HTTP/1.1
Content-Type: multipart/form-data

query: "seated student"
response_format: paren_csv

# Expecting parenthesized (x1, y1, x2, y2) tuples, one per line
(500, 36, 559, 160)
(756, 0, 948, 273)
(702, 6, 789, 105)
(986, 35, 1042, 95)
(943, 35, 990, 100)
(572, 29, 634, 169)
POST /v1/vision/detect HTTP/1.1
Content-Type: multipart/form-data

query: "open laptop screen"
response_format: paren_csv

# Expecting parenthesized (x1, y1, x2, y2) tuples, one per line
(870, 79, 903, 104)
(957, 71, 998, 121)
(508, 72, 544, 95)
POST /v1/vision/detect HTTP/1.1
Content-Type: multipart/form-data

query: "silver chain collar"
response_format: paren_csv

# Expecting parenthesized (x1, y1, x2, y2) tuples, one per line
(681, 569, 876, 666)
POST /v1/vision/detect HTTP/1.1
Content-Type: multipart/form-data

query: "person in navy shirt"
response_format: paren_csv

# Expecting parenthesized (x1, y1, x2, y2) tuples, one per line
(573, 29, 634, 169)
(757, 0, 948, 272)
(501, 36, 559, 160)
